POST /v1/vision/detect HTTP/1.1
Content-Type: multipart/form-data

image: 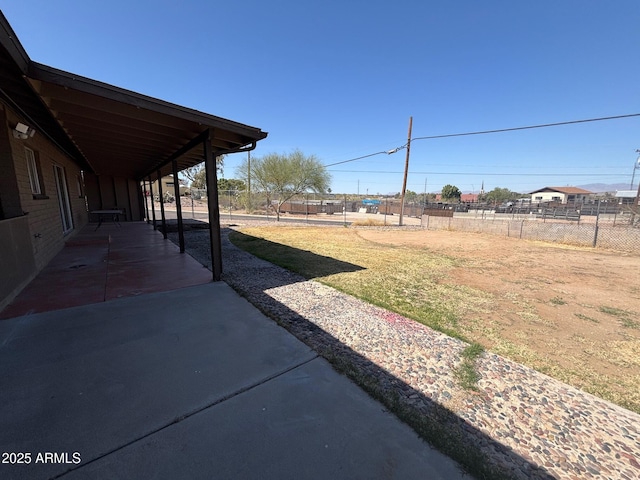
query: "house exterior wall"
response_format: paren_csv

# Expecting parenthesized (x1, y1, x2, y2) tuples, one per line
(530, 191, 592, 204)
(0, 102, 89, 308)
(147, 175, 189, 197)
(84, 173, 144, 221)
(531, 192, 568, 203)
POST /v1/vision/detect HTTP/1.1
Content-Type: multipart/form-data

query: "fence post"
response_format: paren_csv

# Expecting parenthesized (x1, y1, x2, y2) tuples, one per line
(343, 194, 347, 226)
(520, 220, 524, 239)
(384, 198, 388, 225)
(592, 200, 601, 248)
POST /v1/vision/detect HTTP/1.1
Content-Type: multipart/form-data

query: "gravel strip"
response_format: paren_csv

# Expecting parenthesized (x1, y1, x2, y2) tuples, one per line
(169, 220, 640, 480)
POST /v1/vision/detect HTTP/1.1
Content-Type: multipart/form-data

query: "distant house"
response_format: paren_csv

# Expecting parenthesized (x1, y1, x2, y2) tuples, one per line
(614, 190, 639, 206)
(528, 187, 593, 204)
(460, 193, 479, 203)
(434, 193, 479, 203)
(146, 175, 189, 197)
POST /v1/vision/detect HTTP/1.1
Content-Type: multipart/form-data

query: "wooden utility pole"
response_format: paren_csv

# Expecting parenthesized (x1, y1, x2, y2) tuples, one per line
(399, 116, 413, 226)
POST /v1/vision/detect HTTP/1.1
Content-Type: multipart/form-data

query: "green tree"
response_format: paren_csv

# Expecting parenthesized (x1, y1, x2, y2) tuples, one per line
(191, 168, 206, 189)
(182, 155, 225, 189)
(218, 178, 246, 192)
(236, 149, 331, 221)
(404, 190, 419, 203)
(441, 184, 462, 202)
(485, 187, 517, 205)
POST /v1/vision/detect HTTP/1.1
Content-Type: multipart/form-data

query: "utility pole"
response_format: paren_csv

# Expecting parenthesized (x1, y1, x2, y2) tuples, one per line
(399, 116, 413, 226)
(423, 177, 427, 208)
(631, 149, 640, 189)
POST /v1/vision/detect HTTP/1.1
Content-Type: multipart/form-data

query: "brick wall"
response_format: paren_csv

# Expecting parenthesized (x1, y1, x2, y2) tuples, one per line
(6, 108, 88, 271)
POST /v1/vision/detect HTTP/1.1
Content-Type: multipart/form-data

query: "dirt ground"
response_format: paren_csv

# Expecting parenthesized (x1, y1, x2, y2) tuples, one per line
(356, 229, 640, 411)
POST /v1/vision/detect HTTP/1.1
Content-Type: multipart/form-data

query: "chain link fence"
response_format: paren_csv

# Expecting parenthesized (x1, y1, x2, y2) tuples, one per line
(149, 191, 640, 251)
(422, 215, 640, 252)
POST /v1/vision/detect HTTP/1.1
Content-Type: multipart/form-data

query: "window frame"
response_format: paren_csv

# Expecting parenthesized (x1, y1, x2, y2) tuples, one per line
(25, 147, 41, 195)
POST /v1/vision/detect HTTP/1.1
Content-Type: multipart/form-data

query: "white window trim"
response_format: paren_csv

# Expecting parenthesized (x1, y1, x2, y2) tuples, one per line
(25, 147, 41, 195)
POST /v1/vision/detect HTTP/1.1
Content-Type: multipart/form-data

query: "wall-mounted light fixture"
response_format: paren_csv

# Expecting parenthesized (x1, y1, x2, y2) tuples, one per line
(12, 122, 36, 140)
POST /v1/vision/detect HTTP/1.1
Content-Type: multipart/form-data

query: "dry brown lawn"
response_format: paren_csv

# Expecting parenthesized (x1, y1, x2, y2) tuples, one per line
(235, 226, 640, 413)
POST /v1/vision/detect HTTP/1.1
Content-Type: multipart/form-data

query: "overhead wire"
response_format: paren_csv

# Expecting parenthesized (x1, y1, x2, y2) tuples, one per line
(323, 113, 640, 168)
(410, 113, 640, 142)
(327, 170, 626, 177)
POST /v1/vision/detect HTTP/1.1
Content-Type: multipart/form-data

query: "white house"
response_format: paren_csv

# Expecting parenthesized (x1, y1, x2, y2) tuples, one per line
(528, 187, 593, 204)
(614, 190, 639, 206)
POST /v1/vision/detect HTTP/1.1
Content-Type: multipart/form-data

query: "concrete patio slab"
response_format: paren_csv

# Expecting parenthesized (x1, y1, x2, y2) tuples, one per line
(0, 222, 213, 319)
(0, 282, 467, 480)
(63, 358, 464, 480)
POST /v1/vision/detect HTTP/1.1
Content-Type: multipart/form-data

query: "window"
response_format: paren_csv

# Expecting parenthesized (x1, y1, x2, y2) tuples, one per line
(552, 196, 561, 201)
(25, 147, 41, 194)
(76, 174, 84, 198)
(54, 164, 74, 234)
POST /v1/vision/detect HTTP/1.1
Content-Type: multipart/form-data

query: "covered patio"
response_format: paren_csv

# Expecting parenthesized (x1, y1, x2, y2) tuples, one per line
(0, 221, 212, 319)
(1, 9, 267, 285)
(0, 221, 464, 480)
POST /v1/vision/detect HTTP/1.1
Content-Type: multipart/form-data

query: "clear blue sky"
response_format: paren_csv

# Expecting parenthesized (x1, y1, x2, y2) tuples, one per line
(3, 1, 639, 195)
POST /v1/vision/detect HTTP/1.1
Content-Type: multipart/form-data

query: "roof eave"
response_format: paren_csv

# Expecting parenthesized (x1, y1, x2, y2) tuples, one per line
(28, 62, 267, 140)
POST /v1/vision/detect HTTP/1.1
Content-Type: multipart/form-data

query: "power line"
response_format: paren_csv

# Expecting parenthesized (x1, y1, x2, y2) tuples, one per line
(324, 150, 396, 167)
(323, 113, 640, 168)
(328, 170, 627, 177)
(411, 113, 640, 142)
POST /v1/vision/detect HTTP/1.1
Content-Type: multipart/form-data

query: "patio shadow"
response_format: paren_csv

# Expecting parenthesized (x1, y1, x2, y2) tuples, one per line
(228, 230, 365, 279)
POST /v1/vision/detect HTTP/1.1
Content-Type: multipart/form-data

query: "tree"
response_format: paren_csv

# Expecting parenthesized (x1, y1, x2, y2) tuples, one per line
(441, 184, 461, 202)
(182, 155, 226, 189)
(191, 168, 206, 189)
(218, 178, 246, 192)
(485, 187, 518, 205)
(236, 149, 331, 221)
(404, 190, 419, 203)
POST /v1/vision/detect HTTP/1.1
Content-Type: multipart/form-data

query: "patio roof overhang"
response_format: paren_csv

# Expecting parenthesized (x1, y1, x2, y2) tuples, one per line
(0, 12, 267, 181)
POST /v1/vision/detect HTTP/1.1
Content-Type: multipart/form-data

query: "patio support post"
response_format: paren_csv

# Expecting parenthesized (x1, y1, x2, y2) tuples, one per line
(157, 170, 167, 239)
(172, 160, 185, 253)
(147, 175, 157, 228)
(204, 130, 223, 281)
(142, 179, 150, 222)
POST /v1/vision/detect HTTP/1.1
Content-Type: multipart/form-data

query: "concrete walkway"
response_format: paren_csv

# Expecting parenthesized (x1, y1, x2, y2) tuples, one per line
(0, 225, 467, 479)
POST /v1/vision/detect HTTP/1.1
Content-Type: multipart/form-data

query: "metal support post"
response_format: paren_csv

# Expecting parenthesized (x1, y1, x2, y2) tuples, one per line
(147, 175, 157, 228)
(172, 160, 185, 253)
(204, 131, 223, 281)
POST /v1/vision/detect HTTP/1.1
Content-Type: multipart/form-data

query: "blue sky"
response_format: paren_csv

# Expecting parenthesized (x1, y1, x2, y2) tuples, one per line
(3, 1, 639, 194)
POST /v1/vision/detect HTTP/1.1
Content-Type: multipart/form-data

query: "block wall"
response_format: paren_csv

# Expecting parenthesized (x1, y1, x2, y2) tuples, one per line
(5, 107, 88, 271)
